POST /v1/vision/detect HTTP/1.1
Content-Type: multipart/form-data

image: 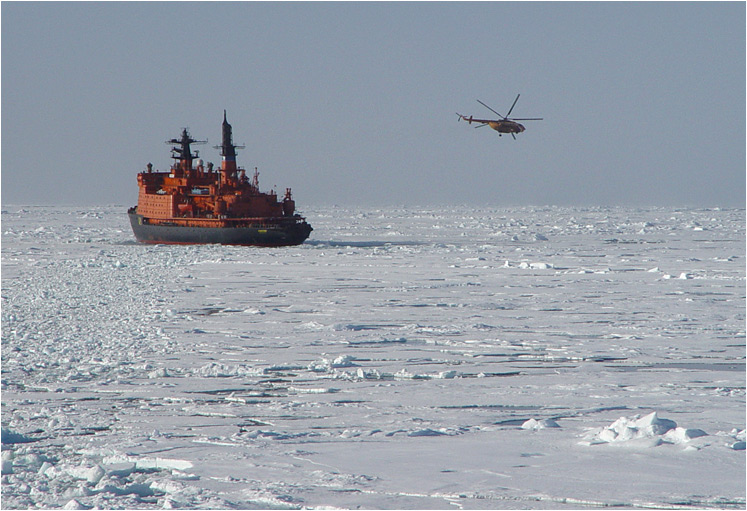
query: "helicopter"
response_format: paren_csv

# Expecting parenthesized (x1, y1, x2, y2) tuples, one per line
(457, 94, 542, 139)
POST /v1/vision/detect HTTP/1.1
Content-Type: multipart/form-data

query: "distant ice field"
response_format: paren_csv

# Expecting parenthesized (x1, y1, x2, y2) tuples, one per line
(2, 205, 745, 509)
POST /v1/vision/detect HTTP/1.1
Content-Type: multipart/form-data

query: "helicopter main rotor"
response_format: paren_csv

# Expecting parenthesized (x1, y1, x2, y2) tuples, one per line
(477, 95, 543, 122)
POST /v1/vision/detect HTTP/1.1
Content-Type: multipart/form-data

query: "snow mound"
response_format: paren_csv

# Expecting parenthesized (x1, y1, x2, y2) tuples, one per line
(194, 363, 260, 378)
(522, 418, 560, 430)
(502, 260, 555, 269)
(717, 428, 746, 450)
(518, 261, 555, 270)
(308, 355, 358, 372)
(581, 412, 710, 448)
(663, 427, 708, 444)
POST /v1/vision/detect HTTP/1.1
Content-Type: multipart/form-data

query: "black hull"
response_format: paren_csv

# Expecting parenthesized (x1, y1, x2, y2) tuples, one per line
(128, 211, 312, 247)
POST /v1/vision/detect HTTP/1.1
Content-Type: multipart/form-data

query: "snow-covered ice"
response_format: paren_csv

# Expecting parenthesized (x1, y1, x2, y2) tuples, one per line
(2, 205, 745, 509)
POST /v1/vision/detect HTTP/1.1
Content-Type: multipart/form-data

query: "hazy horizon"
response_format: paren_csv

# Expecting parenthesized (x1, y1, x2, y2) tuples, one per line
(2, 2, 745, 208)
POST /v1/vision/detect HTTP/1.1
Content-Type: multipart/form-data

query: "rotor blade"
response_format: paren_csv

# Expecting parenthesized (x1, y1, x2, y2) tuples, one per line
(474, 124, 488, 129)
(511, 118, 543, 121)
(476, 100, 504, 119)
(506, 94, 520, 118)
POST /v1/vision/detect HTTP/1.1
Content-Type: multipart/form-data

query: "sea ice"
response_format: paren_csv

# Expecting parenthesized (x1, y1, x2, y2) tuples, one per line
(2, 205, 744, 509)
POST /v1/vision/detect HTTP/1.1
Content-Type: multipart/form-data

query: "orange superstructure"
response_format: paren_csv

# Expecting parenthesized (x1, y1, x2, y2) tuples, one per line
(128, 112, 312, 246)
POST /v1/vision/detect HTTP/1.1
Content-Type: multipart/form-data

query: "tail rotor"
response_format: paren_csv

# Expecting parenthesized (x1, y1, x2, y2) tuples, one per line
(456, 113, 474, 124)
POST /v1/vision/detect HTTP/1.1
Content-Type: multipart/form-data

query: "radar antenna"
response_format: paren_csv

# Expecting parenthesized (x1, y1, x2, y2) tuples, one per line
(166, 128, 206, 161)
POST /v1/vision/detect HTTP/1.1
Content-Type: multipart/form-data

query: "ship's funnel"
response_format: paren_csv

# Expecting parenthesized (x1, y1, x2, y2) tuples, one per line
(218, 110, 238, 171)
(222, 112, 236, 157)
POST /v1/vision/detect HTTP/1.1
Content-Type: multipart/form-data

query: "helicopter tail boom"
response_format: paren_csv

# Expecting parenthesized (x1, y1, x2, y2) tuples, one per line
(456, 113, 474, 124)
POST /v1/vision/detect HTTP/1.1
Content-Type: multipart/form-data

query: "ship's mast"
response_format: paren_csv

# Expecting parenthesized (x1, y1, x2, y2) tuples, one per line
(167, 128, 205, 176)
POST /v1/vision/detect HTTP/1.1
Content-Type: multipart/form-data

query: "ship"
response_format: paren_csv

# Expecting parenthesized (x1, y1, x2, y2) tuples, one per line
(128, 112, 312, 246)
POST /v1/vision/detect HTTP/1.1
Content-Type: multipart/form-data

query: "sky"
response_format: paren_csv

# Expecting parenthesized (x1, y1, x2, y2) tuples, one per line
(2, 2, 745, 208)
